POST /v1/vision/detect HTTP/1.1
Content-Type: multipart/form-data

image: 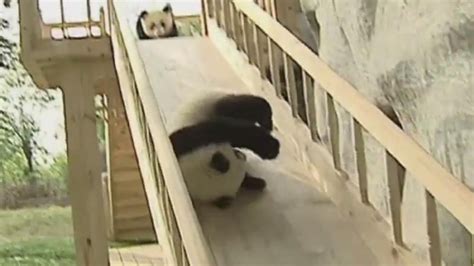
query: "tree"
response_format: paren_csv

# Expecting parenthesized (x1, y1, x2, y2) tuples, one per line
(0, 106, 47, 183)
(0, 29, 53, 184)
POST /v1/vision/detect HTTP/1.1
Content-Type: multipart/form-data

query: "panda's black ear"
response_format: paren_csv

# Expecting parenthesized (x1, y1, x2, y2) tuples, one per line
(163, 3, 172, 13)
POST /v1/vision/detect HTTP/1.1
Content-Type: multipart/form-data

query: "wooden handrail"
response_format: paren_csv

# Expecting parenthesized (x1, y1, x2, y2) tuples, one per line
(233, 0, 474, 234)
(109, 2, 216, 266)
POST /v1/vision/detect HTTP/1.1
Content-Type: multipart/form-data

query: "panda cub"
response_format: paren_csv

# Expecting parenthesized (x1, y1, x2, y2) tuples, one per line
(169, 91, 279, 208)
(136, 3, 178, 40)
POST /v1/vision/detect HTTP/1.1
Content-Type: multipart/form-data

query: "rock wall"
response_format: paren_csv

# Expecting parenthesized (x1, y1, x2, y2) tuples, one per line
(274, 0, 474, 265)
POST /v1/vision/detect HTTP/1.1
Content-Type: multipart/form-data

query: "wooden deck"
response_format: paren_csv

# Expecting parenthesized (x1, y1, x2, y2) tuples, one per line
(135, 37, 392, 265)
(109, 244, 164, 266)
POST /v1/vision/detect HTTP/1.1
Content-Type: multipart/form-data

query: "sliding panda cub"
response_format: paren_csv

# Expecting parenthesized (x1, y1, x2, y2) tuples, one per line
(169, 92, 279, 208)
(136, 3, 178, 40)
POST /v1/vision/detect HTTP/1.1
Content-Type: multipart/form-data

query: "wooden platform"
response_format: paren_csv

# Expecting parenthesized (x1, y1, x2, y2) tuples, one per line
(109, 244, 164, 266)
(136, 37, 384, 265)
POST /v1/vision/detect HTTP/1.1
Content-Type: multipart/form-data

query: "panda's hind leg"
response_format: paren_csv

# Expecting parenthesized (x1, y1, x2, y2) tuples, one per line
(241, 173, 267, 191)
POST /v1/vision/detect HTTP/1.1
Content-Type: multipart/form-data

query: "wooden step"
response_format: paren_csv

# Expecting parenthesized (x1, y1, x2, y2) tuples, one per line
(112, 187, 145, 198)
(110, 151, 138, 170)
(111, 169, 142, 183)
(114, 216, 153, 231)
(113, 196, 148, 209)
(114, 228, 156, 242)
(114, 205, 150, 220)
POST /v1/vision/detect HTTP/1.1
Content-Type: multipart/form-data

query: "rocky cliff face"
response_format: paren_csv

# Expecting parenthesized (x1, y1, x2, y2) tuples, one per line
(276, 0, 473, 265)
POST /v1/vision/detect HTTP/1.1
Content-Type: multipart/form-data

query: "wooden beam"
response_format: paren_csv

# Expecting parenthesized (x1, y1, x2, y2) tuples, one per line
(233, 0, 474, 234)
(62, 65, 109, 266)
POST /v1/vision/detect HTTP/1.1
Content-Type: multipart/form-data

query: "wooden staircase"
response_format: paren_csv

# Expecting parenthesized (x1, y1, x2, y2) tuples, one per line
(106, 84, 156, 242)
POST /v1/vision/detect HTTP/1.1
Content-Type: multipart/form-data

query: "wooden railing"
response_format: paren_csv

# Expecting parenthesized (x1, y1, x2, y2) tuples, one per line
(47, 0, 107, 40)
(204, 0, 474, 265)
(109, 2, 216, 266)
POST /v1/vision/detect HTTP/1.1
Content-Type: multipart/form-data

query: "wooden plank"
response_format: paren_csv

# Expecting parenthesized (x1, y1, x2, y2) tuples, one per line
(239, 12, 249, 56)
(283, 53, 297, 112)
(426, 191, 442, 266)
(233, 1, 474, 233)
(295, 65, 308, 123)
(326, 93, 341, 171)
(200, 0, 209, 36)
(214, 0, 222, 27)
(111, 4, 216, 266)
(386, 151, 403, 245)
(62, 66, 109, 266)
(302, 72, 320, 142)
(222, 0, 232, 37)
(268, 39, 283, 97)
(114, 217, 153, 231)
(114, 205, 151, 220)
(230, 2, 242, 51)
(244, 16, 256, 65)
(353, 118, 369, 204)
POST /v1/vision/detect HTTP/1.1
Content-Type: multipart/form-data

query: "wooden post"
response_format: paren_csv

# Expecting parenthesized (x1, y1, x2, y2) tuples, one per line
(61, 66, 109, 266)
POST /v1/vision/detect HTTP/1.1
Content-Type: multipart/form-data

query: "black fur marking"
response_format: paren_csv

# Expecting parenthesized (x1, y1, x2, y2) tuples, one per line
(214, 94, 273, 131)
(241, 173, 267, 190)
(136, 11, 152, 40)
(213, 196, 234, 209)
(160, 3, 178, 38)
(170, 117, 280, 160)
(209, 151, 230, 173)
(160, 22, 178, 38)
(163, 3, 172, 12)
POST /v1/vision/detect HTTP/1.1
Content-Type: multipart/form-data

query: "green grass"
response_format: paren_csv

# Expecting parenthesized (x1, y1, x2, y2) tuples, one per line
(0, 206, 156, 265)
(0, 206, 75, 266)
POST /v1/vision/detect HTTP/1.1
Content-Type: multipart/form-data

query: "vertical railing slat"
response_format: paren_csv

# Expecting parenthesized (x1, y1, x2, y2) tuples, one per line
(303, 72, 320, 141)
(353, 119, 369, 204)
(326, 93, 341, 170)
(426, 191, 442, 266)
(386, 151, 404, 245)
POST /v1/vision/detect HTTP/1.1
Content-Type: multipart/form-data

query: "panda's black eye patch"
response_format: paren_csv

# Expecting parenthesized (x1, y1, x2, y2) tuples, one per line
(160, 21, 166, 28)
(210, 152, 230, 174)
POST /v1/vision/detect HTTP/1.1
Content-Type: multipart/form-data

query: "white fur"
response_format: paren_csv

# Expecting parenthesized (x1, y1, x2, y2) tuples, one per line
(178, 144, 246, 202)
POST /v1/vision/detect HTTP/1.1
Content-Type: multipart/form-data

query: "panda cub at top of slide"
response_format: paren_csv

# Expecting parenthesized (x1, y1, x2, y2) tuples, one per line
(169, 91, 279, 208)
(136, 3, 178, 40)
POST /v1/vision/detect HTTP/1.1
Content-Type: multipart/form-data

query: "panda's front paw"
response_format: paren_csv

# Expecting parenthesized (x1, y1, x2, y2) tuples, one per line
(241, 174, 267, 191)
(213, 196, 234, 209)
